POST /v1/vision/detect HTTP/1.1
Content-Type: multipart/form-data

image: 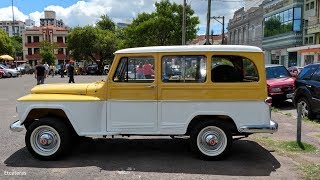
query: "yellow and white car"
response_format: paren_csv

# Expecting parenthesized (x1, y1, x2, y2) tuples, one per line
(10, 45, 277, 160)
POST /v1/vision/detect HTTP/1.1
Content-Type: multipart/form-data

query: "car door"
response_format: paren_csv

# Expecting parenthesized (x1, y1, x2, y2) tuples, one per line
(107, 56, 158, 134)
(309, 67, 320, 112)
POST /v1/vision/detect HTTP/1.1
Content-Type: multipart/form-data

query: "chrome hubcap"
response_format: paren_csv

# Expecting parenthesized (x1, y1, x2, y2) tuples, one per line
(197, 126, 227, 156)
(300, 101, 309, 118)
(30, 125, 60, 156)
(205, 134, 218, 146)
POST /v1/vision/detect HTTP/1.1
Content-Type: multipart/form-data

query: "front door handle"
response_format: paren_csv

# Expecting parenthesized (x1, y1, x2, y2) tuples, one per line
(145, 85, 156, 88)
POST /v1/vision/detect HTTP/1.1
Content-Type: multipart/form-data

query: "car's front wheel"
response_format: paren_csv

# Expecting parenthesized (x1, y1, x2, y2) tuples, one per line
(25, 117, 71, 160)
(297, 97, 315, 119)
(190, 121, 232, 160)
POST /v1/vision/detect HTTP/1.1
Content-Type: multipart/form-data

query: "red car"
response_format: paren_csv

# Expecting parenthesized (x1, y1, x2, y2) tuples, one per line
(265, 64, 295, 103)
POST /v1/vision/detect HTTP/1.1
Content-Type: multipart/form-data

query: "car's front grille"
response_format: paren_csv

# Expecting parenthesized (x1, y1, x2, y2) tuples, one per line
(282, 85, 294, 93)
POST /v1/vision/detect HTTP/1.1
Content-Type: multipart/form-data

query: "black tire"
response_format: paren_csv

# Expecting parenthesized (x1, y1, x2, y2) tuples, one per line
(190, 121, 232, 160)
(25, 117, 72, 160)
(7, 73, 12, 78)
(297, 97, 315, 119)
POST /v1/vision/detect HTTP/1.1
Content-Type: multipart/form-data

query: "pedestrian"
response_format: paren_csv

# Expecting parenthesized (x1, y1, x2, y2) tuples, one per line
(136, 62, 144, 79)
(143, 60, 153, 79)
(60, 63, 65, 78)
(67, 60, 75, 83)
(34, 62, 47, 85)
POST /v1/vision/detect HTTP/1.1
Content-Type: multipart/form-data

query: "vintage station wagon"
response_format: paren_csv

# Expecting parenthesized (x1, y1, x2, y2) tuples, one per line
(10, 45, 278, 160)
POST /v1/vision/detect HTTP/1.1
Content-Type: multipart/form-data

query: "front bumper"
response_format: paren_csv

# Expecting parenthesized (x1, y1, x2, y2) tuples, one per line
(10, 120, 24, 132)
(239, 120, 278, 134)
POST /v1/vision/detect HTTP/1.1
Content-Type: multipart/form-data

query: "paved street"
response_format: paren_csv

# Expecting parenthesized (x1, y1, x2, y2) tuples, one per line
(0, 75, 310, 179)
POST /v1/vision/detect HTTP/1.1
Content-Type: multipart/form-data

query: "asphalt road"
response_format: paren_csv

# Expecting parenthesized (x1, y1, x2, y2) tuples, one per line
(0, 75, 300, 179)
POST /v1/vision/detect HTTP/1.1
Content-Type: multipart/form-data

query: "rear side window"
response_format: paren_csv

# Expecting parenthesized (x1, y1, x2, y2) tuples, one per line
(211, 55, 259, 82)
(162, 55, 206, 83)
(113, 56, 155, 83)
(310, 68, 320, 82)
(298, 65, 318, 80)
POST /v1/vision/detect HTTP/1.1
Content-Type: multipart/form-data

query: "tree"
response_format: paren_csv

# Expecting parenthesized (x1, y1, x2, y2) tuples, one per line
(10, 35, 23, 57)
(96, 14, 116, 32)
(123, 0, 199, 47)
(67, 26, 116, 63)
(264, 17, 282, 37)
(0, 29, 14, 56)
(39, 41, 56, 65)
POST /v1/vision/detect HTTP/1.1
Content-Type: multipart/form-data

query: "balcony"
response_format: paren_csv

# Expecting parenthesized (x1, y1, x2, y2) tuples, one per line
(26, 54, 41, 59)
(55, 54, 66, 59)
(24, 42, 41, 47)
(55, 42, 66, 47)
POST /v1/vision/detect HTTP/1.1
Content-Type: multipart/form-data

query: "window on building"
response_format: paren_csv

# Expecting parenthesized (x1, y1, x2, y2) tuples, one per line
(311, 2, 315, 9)
(162, 55, 206, 83)
(57, 36, 63, 43)
(58, 48, 64, 54)
(305, 37, 309, 44)
(27, 36, 32, 43)
(113, 57, 155, 83)
(309, 36, 314, 44)
(211, 55, 259, 82)
(305, 55, 314, 65)
(34, 48, 40, 54)
(306, 3, 310, 11)
(33, 36, 39, 42)
(28, 48, 32, 55)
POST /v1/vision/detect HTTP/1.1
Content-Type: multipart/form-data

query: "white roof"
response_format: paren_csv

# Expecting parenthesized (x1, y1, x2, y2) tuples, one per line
(115, 45, 263, 54)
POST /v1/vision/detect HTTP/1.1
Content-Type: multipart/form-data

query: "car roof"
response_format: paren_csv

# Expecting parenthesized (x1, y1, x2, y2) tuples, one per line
(265, 64, 285, 68)
(115, 45, 263, 54)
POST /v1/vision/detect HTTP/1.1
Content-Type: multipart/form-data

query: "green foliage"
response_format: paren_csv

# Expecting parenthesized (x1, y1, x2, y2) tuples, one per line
(0, 29, 14, 56)
(264, 16, 293, 37)
(67, 26, 116, 62)
(300, 163, 320, 180)
(123, 0, 199, 47)
(96, 14, 116, 32)
(39, 41, 56, 65)
(10, 35, 22, 56)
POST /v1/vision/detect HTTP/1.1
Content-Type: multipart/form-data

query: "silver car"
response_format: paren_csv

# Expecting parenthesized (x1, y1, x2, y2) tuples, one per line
(0, 64, 20, 77)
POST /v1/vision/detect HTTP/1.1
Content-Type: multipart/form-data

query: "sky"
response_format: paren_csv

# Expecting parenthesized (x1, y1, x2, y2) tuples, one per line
(0, 0, 245, 35)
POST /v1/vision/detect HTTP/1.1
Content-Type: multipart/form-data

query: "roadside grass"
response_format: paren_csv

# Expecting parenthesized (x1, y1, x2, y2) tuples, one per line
(284, 112, 292, 117)
(302, 117, 320, 128)
(253, 136, 317, 155)
(300, 163, 320, 180)
(271, 107, 279, 112)
(316, 133, 320, 139)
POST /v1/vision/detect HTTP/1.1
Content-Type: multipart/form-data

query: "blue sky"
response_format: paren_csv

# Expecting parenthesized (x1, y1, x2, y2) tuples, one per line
(0, 0, 244, 35)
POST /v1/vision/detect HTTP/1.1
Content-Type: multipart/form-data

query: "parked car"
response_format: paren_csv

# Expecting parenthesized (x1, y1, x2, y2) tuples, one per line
(265, 64, 295, 103)
(0, 64, 20, 77)
(103, 65, 109, 75)
(10, 45, 277, 160)
(86, 64, 99, 75)
(0, 69, 5, 78)
(293, 63, 320, 119)
(288, 66, 303, 77)
(16, 63, 33, 75)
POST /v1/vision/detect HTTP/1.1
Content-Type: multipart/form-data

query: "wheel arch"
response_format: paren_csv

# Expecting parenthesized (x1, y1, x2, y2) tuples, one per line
(186, 115, 238, 136)
(22, 107, 79, 135)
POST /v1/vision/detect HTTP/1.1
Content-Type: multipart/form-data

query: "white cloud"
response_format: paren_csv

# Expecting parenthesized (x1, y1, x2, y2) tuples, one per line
(0, 0, 244, 34)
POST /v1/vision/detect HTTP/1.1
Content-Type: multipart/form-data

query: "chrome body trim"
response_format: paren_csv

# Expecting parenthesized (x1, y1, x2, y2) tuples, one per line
(239, 120, 278, 133)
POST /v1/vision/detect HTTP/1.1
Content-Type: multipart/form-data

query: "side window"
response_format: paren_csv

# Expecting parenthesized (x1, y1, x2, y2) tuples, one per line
(310, 68, 320, 82)
(211, 55, 259, 82)
(162, 55, 206, 83)
(113, 56, 154, 83)
(298, 65, 318, 80)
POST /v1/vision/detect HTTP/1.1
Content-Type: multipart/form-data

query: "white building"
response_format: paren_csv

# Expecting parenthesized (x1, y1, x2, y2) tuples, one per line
(40, 11, 64, 28)
(0, 20, 25, 36)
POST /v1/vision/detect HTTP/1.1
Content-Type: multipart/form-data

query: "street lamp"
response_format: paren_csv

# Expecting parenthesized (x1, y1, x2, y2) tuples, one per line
(11, 0, 18, 68)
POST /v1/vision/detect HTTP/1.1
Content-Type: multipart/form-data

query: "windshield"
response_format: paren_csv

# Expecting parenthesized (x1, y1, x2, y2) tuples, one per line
(0, 64, 8, 69)
(266, 66, 291, 79)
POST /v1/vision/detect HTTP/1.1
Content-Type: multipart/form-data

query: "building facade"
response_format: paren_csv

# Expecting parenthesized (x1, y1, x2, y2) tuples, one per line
(287, 0, 320, 66)
(40, 11, 64, 28)
(0, 20, 25, 36)
(262, 0, 304, 67)
(227, 6, 264, 48)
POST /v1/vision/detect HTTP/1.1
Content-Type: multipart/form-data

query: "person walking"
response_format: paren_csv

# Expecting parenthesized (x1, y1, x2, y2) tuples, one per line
(60, 63, 65, 78)
(67, 60, 75, 83)
(143, 60, 153, 79)
(35, 62, 47, 85)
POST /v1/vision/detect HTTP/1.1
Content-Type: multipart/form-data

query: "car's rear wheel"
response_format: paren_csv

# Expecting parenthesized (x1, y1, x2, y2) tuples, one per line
(297, 97, 315, 119)
(7, 72, 12, 78)
(25, 117, 71, 160)
(190, 121, 232, 160)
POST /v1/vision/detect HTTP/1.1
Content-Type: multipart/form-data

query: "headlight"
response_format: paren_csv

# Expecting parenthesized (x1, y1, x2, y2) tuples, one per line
(270, 87, 282, 93)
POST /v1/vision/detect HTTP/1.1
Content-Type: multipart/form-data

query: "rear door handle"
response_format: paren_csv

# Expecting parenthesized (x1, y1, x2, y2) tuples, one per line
(145, 85, 156, 88)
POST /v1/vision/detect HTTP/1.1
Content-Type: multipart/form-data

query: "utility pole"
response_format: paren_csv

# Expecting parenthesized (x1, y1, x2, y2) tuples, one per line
(182, 0, 186, 45)
(205, 0, 211, 45)
(12, 0, 17, 68)
(211, 16, 225, 45)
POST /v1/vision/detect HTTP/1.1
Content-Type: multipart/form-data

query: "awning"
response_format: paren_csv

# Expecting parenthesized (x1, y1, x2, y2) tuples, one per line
(0, 55, 14, 61)
(298, 48, 320, 53)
